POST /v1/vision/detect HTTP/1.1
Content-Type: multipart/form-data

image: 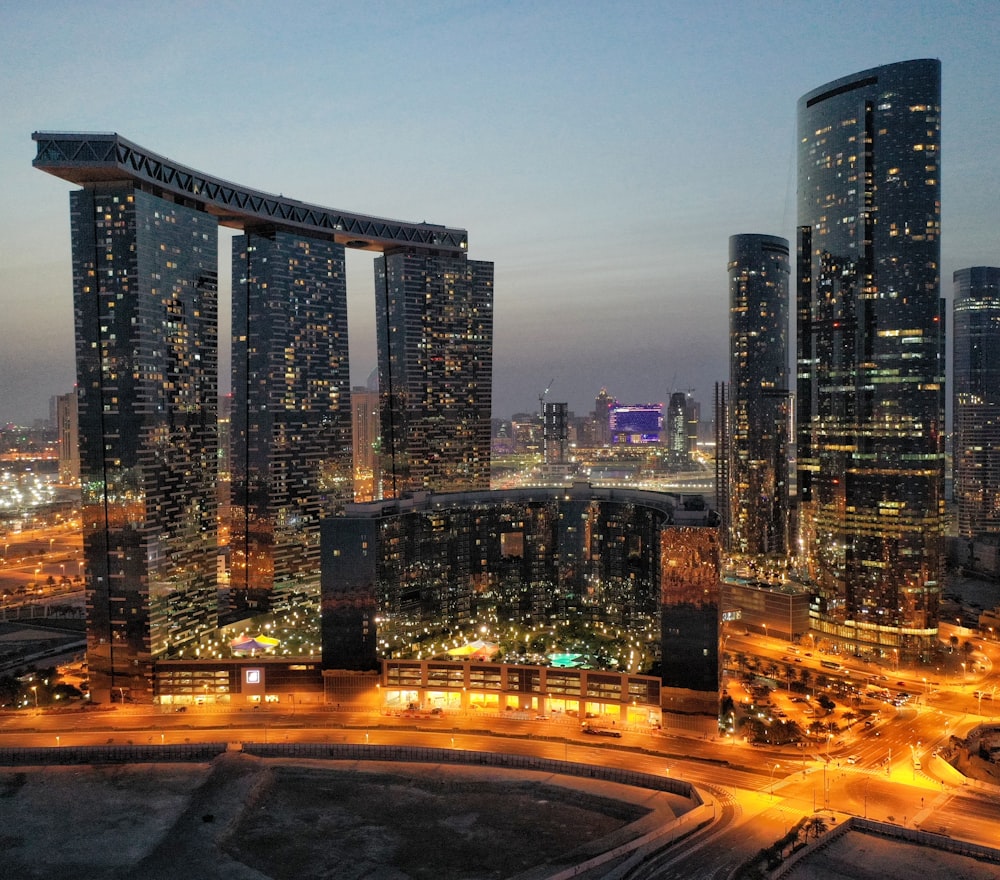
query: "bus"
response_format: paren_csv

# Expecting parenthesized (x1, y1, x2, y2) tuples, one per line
(820, 660, 843, 671)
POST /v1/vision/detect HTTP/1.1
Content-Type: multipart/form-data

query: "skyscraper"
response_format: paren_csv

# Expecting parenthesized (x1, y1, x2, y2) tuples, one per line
(727, 234, 790, 557)
(796, 60, 944, 644)
(542, 401, 569, 465)
(953, 267, 1000, 539)
(33, 131, 477, 698)
(351, 386, 381, 502)
(70, 183, 220, 701)
(229, 230, 353, 615)
(375, 252, 494, 496)
(54, 391, 80, 486)
(666, 392, 689, 465)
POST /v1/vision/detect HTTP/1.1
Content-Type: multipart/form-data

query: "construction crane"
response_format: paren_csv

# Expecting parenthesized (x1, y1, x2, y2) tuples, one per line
(538, 378, 555, 419)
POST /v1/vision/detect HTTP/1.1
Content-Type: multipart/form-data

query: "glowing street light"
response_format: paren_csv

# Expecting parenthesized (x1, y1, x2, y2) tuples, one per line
(30, 685, 38, 709)
(767, 762, 780, 799)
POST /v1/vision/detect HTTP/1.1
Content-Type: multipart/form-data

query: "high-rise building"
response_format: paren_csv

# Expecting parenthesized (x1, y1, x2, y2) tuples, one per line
(727, 234, 790, 557)
(796, 61, 944, 643)
(953, 267, 1000, 539)
(54, 391, 80, 486)
(542, 401, 569, 465)
(594, 388, 614, 447)
(375, 252, 494, 496)
(666, 393, 689, 465)
(229, 230, 353, 615)
(70, 183, 220, 701)
(33, 131, 477, 698)
(351, 386, 381, 502)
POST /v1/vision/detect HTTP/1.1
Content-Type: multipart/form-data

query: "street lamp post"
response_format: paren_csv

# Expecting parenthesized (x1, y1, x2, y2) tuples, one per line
(767, 762, 780, 799)
(30, 685, 37, 710)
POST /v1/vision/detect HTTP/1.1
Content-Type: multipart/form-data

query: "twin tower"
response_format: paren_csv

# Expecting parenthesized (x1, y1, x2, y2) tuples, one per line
(33, 132, 493, 700)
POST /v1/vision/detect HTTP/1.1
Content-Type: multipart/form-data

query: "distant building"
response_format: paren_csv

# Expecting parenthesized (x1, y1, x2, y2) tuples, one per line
(594, 388, 614, 446)
(665, 393, 689, 465)
(609, 404, 662, 445)
(542, 402, 569, 465)
(351, 386, 381, 502)
(727, 234, 790, 557)
(953, 267, 1000, 540)
(796, 61, 944, 648)
(54, 391, 79, 486)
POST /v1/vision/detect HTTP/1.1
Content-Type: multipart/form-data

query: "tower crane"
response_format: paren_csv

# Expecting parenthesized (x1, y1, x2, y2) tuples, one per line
(539, 379, 555, 419)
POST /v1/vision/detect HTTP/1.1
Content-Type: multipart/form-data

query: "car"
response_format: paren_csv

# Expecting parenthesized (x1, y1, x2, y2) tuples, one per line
(582, 724, 622, 738)
(794, 658, 803, 663)
(847, 755, 861, 764)
(174, 706, 187, 713)
(430, 707, 443, 715)
(864, 720, 874, 728)
(896, 681, 905, 687)
(805, 652, 812, 657)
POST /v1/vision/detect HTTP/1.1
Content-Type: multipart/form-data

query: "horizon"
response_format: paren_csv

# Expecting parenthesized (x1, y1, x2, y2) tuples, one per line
(2, 2, 999, 424)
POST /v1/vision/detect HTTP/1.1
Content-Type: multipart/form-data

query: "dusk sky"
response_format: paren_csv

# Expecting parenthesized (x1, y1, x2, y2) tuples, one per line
(1, 1, 998, 424)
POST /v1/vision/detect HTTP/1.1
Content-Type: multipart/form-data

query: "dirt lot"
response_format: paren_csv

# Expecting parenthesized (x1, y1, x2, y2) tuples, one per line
(784, 829, 1000, 880)
(0, 754, 661, 879)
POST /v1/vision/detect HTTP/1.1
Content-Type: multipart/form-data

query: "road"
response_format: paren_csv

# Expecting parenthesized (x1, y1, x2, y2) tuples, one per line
(4, 702, 1000, 878)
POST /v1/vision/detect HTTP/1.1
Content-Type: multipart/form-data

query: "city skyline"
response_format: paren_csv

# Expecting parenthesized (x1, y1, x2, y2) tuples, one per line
(2, 3, 999, 424)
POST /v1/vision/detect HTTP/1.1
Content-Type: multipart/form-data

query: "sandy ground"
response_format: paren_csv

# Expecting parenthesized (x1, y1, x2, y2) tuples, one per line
(0, 754, 673, 880)
(784, 829, 1000, 880)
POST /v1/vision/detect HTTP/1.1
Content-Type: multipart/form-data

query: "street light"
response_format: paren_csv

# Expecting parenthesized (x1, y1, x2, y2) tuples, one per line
(767, 762, 780, 799)
(30, 685, 37, 709)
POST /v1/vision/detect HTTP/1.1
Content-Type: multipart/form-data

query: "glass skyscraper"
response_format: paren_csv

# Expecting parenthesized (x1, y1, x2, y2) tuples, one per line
(34, 131, 481, 697)
(70, 184, 220, 701)
(375, 252, 494, 496)
(953, 267, 1000, 539)
(727, 234, 790, 558)
(796, 60, 944, 640)
(229, 230, 353, 616)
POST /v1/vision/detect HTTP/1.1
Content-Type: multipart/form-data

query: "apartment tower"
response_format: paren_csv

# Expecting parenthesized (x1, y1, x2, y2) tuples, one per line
(796, 60, 944, 645)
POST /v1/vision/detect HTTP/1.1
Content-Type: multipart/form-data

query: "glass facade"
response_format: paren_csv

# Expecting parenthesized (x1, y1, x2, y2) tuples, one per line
(230, 230, 353, 617)
(953, 267, 1000, 538)
(71, 185, 219, 701)
(727, 234, 790, 557)
(796, 60, 944, 634)
(375, 253, 494, 496)
(321, 487, 719, 705)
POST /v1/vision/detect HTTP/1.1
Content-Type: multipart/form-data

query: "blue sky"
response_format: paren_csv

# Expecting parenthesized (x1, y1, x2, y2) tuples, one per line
(1, 1, 998, 423)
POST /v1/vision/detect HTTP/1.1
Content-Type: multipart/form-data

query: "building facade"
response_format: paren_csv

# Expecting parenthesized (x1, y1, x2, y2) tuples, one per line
(33, 131, 482, 701)
(796, 60, 944, 646)
(229, 229, 353, 617)
(54, 391, 80, 486)
(953, 267, 1000, 539)
(375, 252, 494, 497)
(351, 386, 381, 502)
(321, 484, 721, 713)
(69, 183, 220, 701)
(727, 234, 790, 557)
(666, 392, 689, 465)
(542, 401, 569, 465)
